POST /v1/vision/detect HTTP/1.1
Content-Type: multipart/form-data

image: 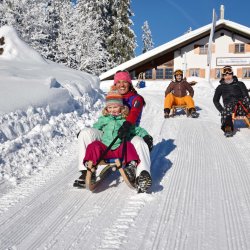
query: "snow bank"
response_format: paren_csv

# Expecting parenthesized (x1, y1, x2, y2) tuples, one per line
(0, 25, 45, 63)
(0, 26, 104, 191)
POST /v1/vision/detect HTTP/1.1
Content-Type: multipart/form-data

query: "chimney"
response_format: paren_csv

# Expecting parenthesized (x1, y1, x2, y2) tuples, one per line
(220, 5, 225, 19)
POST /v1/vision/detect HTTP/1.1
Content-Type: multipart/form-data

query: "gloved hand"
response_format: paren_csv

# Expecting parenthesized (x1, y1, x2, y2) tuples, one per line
(143, 135, 153, 152)
(118, 121, 132, 139)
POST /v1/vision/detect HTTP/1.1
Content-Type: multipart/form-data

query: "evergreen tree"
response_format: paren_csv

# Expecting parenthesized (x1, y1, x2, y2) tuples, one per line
(56, 1, 77, 67)
(74, 0, 111, 75)
(0, 0, 26, 30)
(142, 20, 154, 53)
(106, 0, 136, 66)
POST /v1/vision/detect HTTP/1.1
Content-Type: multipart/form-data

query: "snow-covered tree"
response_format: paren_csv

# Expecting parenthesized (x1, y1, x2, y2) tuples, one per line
(0, 0, 137, 74)
(142, 20, 154, 53)
(73, 0, 111, 75)
(106, 0, 136, 66)
(0, 0, 27, 29)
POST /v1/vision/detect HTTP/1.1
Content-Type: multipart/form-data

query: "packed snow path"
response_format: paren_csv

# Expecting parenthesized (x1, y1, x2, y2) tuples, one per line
(0, 82, 250, 250)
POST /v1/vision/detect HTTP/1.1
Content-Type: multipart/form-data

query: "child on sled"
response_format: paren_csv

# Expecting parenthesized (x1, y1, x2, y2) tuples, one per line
(82, 88, 149, 184)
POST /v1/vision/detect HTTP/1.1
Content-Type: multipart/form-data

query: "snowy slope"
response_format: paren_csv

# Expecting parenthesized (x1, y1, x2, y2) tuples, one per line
(1, 26, 250, 250)
(1, 79, 250, 249)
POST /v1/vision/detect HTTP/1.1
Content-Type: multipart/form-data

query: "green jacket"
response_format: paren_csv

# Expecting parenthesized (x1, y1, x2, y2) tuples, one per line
(93, 115, 148, 150)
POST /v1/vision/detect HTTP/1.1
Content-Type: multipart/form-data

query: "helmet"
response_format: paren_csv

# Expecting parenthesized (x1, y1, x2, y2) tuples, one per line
(174, 69, 183, 76)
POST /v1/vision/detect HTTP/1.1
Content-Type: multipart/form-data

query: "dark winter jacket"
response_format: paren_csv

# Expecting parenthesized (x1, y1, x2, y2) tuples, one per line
(165, 79, 194, 98)
(213, 76, 250, 112)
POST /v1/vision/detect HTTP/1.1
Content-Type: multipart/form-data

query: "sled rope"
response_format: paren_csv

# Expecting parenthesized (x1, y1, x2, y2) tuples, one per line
(233, 100, 249, 115)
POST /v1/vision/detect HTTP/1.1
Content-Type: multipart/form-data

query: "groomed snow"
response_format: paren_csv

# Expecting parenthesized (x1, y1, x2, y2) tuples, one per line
(0, 25, 250, 250)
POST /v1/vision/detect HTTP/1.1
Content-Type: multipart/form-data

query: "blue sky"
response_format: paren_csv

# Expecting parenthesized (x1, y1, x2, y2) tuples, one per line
(131, 0, 250, 56)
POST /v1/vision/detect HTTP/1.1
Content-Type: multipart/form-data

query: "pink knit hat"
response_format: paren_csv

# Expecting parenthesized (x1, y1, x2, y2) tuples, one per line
(114, 71, 132, 85)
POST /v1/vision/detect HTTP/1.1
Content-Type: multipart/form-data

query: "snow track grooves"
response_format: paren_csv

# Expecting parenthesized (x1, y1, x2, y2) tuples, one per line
(1, 84, 250, 250)
(147, 118, 250, 250)
(97, 194, 153, 250)
(215, 137, 250, 250)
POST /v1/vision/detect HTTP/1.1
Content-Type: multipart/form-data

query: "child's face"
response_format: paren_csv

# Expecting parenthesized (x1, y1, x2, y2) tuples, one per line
(107, 104, 122, 116)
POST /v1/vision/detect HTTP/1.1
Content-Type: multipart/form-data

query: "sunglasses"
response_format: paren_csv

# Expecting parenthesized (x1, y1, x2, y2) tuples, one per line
(222, 67, 233, 75)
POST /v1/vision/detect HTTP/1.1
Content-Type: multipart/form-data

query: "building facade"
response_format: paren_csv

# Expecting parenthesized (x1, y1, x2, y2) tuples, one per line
(100, 6, 250, 82)
(145, 29, 250, 80)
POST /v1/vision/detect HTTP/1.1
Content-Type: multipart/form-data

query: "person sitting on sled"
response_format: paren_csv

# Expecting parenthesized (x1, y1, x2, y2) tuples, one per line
(163, 69, 199, 118)
(77, 71, 153, 193)
(83, 88, 149, 184)
(213, 65, 250, 137)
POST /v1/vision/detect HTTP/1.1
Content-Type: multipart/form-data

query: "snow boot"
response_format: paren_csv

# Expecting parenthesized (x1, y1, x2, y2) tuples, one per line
(73, 169, 96, 187)
(189, 108, 199, 118)
(136, 170, 152, 193)
(73, 170, 87, 187)
(164, 108, 170, 118)
(224, 126, 233, 137)
(124, 161, 137, 183)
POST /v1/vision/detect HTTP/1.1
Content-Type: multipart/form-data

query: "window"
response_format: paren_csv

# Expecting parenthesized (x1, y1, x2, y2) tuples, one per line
(165, 68, 173, 79)
(145, 69, 152, 79)
(199, 44, 208, 54)
(235, 43, 245, 53)
(156, 69, 164, 79)
(215, 68, 222, 79)
(189, 68, 199, 77)
(243, 68, 250, 78)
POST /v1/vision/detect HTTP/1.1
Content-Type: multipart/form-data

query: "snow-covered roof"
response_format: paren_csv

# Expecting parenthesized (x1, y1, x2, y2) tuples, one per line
(100, 19, 250, 81)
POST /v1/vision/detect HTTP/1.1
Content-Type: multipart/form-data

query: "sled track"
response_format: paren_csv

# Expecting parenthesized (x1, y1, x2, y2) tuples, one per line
(145, 119, 250, 250)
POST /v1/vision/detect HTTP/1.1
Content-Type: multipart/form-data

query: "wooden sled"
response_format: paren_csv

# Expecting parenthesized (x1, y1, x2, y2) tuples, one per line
(170, 105, 188, 117)
(232, 113, 250, 128)
(85, 159, 136, 192)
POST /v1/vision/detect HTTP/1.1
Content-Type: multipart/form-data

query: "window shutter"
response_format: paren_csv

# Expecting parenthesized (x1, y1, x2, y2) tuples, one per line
(200, 69, 205, 78)
(210, 69, 216, 78)
(194, 44, 199, 54)
(237, 68, 242, 78)
(229, 44, 234, 53)
(245, 44, 250, 53)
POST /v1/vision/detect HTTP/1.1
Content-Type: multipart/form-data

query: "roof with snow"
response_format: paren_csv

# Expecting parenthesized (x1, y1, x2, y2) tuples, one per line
(99, 19, 250, 81)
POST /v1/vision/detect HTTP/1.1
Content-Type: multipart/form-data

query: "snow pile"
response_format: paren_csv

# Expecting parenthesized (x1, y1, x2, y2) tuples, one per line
(0, 26, 104, 191)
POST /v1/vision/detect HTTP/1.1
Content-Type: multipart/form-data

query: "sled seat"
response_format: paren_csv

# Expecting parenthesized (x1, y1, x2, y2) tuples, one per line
(232, 113, 250, 128)
(85, 158, 135, 191)
(171, 105, 188, 116)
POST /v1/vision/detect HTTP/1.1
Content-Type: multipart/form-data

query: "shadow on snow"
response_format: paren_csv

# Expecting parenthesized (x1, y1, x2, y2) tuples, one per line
(149, 138, 176, 193)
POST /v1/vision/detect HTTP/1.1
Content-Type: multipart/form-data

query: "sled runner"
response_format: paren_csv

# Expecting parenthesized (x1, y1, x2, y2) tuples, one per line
(232, 101, 250, 128)
(170, 105, 188, 117)
(83, 136, 136, 192)
(85, 158, 136, 191)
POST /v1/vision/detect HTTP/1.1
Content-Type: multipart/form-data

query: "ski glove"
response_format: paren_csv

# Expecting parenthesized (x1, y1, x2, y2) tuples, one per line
(143, 135, 153, 152)
(118, 121, 132, 139)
